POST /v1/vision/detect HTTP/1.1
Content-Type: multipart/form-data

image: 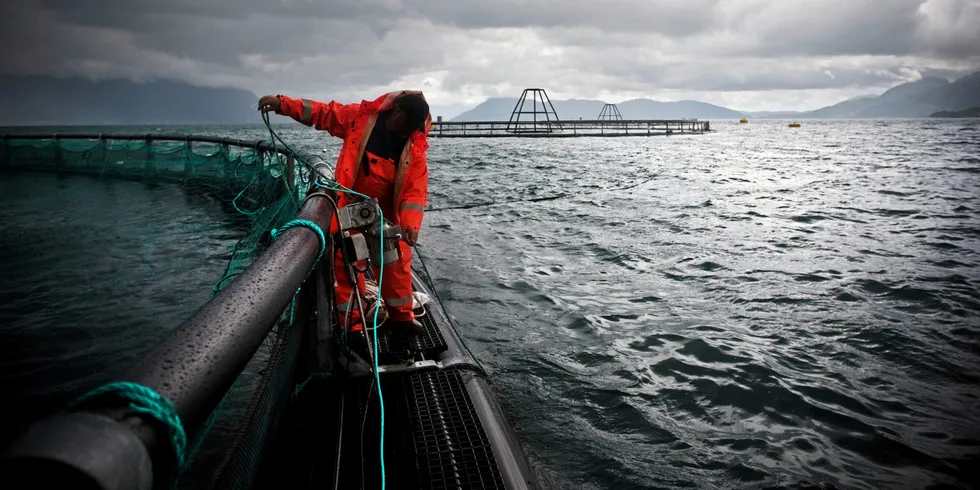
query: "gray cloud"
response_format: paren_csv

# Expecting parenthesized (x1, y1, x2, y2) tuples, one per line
(2, 0, 979, 113)
(717, 1, 926, 58)
(914, 0, 980, 58)
(408, 0, 723, 36)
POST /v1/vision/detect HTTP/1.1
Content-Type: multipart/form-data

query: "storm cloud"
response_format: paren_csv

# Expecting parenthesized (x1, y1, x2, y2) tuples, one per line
(2, 0, 978, 113)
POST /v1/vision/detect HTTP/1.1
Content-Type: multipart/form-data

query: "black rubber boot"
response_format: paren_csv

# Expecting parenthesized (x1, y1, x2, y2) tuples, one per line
(384, 319, 422, 362)
(386, 319, 423, 336)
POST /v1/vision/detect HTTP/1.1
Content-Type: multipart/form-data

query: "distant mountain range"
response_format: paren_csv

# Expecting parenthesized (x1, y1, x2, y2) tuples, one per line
(0, 76, 260, 126)
(930, 107, 980, 118)
(1, 70, 978, 126)
(451, 71, 980, 121)
(747, 71, 980, 119)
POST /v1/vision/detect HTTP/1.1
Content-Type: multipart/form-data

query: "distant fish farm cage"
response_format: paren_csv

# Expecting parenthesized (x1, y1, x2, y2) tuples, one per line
(429, 118, 710, 138)
(429, 88, 711, 138)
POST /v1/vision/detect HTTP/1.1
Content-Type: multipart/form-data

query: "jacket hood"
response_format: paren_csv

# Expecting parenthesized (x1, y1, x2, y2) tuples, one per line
(361, 90, 432, 136)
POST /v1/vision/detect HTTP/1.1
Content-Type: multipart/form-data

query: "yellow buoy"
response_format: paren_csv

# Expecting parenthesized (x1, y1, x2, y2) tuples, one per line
(739, 118, 748, 124)
(788, 122, 801, 128)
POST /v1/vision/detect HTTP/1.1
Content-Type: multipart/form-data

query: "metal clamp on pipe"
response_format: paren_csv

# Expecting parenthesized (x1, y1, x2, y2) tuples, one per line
(0, 188, 337, 490)
(336, 196, 402, 267)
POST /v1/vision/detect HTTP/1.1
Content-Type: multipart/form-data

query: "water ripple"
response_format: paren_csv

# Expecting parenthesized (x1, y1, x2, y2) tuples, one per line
(419, 119, 980, 489)
(2, 119, 978, 489)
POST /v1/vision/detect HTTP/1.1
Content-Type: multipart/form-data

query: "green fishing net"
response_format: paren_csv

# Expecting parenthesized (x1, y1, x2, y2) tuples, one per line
(1, 134, 315, 490)
(1, 136, 309, 293)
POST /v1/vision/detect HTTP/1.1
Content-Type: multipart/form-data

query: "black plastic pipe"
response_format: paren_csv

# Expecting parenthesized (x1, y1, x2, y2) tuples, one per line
(0, 188, 336, 490)
(129, 191, 334, 433)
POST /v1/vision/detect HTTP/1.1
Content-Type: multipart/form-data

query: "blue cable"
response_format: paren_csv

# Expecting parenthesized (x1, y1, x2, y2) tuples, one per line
(314, 178, 387, 488)
(261, 106, 388, 487)
(373, 201, 387, 490)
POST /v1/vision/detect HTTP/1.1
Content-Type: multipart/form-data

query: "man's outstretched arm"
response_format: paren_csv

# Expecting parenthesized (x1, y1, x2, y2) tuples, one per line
(258, 94, 358, 140)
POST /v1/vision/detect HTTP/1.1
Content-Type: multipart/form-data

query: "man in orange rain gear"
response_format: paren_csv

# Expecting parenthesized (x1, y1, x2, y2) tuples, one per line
(258, 90, 430, 337)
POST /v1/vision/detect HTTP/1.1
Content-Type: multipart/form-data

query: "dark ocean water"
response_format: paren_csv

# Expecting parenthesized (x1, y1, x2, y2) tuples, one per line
(1, 119, 979, 489)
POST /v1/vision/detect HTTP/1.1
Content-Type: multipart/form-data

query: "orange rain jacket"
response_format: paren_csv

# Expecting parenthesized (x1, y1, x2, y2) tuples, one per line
(276, 91, 431, 234)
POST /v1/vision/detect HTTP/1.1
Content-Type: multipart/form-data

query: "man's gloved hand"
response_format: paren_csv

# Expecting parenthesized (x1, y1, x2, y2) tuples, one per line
(258, 95, 282, 114)
(402, 227, 418, 245)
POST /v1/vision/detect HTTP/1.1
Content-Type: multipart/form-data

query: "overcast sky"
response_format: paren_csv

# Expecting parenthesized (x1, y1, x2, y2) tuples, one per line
(2, 0, 978, 117)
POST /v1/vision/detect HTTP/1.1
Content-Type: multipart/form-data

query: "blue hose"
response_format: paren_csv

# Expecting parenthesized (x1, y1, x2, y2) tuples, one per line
(262, 113, 388, 489)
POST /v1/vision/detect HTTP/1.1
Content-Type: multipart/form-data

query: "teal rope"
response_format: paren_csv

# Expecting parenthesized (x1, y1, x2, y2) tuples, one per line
(261, 111, 300, 207)
(269, 218, 327, 325)
(68, 381, 187, 471)
(310, 178, 388, 488)
(271, 219, 327, 272)
(372, 199, 387, 490)
(231, 173, 264, 216)
(293, 371, 333, 396)
(263, 114, 388, 488)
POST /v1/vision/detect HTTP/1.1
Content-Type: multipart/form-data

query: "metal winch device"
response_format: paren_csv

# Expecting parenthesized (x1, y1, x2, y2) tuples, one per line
(336, 197, 402, 267)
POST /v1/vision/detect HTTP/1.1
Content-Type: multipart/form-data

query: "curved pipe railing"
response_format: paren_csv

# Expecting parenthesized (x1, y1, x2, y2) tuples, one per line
(3, 132, 290, 150)
(0, 133, 336, 490)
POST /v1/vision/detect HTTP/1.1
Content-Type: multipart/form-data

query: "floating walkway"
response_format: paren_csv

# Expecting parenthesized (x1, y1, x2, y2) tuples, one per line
(430, 88, 711, 138)
(429, 119, 710, 138)
(268, 271, 535, 489)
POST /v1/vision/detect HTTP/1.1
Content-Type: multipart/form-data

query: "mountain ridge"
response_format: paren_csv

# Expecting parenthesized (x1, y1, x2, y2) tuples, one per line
(930, 107, 980, 118)
(748, 72, 980, 119)
(2, 71, 979, 125)
(0, 76, 261, 126)
(451, 71, 980, 121)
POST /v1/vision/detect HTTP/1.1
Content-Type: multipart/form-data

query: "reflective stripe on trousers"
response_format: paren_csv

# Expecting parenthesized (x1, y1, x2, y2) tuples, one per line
(333, 237, 415, 326)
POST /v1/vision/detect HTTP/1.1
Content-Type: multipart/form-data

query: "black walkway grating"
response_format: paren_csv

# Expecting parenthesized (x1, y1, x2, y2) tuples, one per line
(405, 370, 506, 490)
(345, 369, 506, 490)
(376, 306, 447, 360)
